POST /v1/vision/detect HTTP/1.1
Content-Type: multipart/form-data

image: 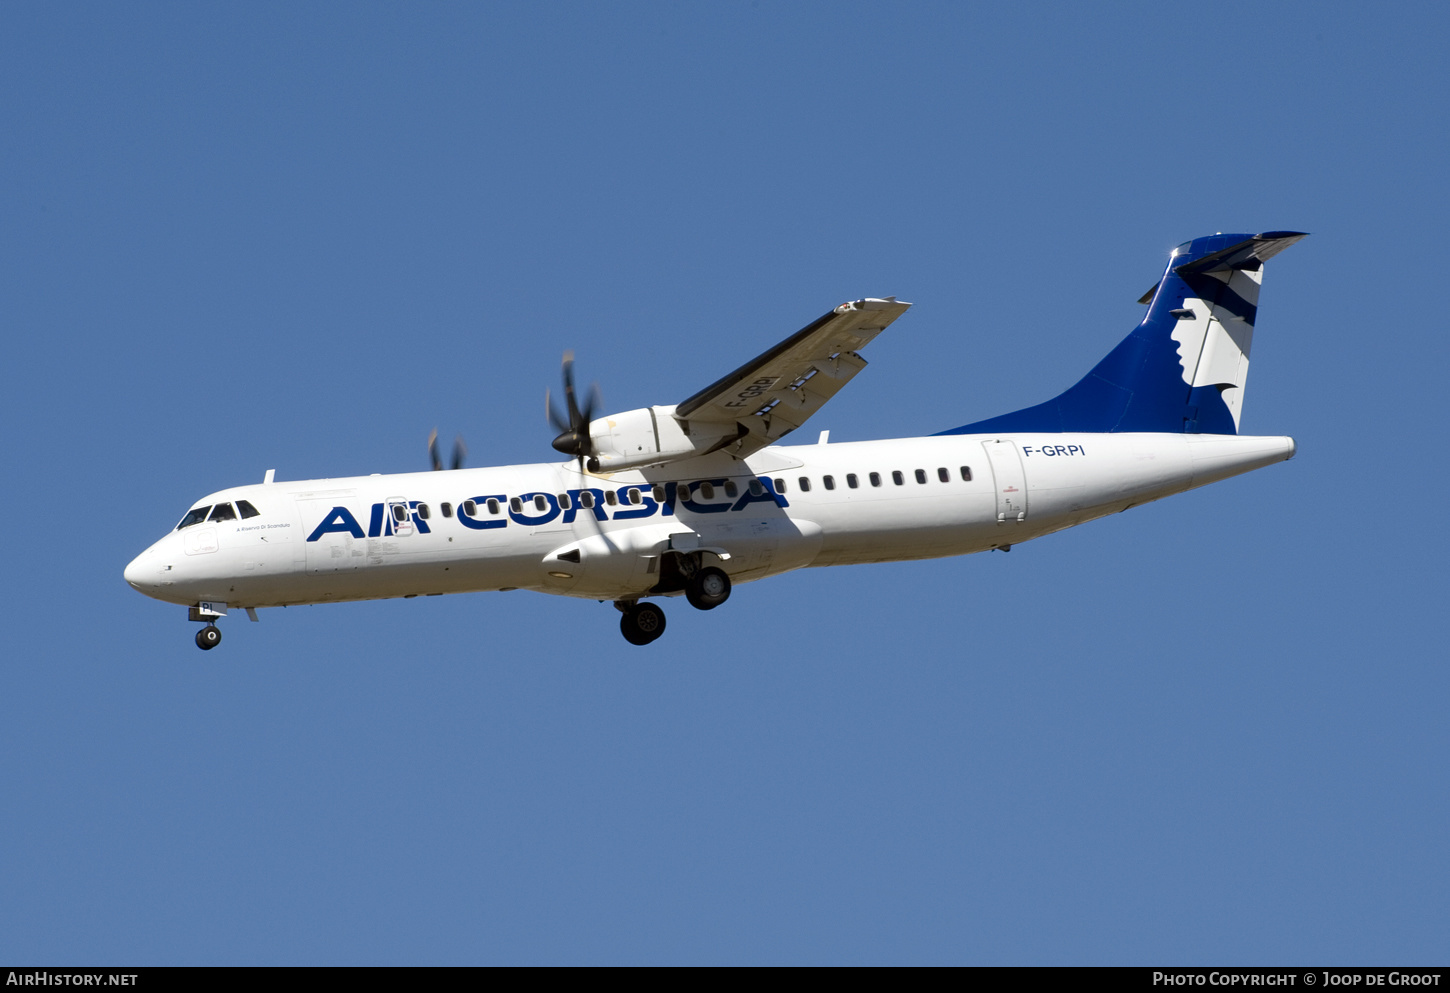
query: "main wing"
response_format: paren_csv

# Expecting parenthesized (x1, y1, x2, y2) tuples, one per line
(673, 297, 911, 459)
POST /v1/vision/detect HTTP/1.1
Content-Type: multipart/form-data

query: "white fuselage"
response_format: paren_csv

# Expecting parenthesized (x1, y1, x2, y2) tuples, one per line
(123, 431, 1294, 611)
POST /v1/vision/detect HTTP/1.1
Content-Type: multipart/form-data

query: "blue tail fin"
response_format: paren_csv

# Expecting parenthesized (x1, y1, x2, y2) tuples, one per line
(939, 231, 1306, 436)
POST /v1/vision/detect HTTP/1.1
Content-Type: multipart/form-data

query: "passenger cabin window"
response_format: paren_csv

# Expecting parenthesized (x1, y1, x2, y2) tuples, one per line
(937, 467, 950, 483)
(960, 466, 973, 481)
(462, 500, 477, 517)
(747, 479, 764, 496)
(391, 504, 409, 522)
(724, 481, 738, 498)
(441, 502, 453, 518)
(773, 478, 786, 493)
(823, 475, 835, 490)
(798, 477, 812, 492)
(533, 495, 548, 512)
(236, 500, 261, 519)
(177, 507, 212, 529)
(510, 497, 523, 513)
(653, 484, 667, 502)
(846, 474, 859, 489)
(699, 482, 715, 500)
(892, 471, 905, 486)
(208, 503, 237, 522)
(579, 491, 595, 509)
(558, 493, 572, 510)
(627, 488, 641, 505)
(416, 503, 430, 520)
(486, 499, 500, 515)
(869, 473, 881, 488)
(605, 490, 618, 506)
(915, 469, 927, 484)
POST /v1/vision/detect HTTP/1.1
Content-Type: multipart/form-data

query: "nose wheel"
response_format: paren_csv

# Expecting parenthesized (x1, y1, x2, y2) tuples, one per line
(618, 601, 666, 645)
(195, 625, 222, 650)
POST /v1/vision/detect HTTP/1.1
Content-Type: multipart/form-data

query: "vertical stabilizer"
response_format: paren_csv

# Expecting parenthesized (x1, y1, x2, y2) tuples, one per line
(940, 231, 1306, 436)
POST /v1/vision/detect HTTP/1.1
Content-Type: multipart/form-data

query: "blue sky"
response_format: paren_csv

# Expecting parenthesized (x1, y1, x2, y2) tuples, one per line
(2, 2, 1447, 965)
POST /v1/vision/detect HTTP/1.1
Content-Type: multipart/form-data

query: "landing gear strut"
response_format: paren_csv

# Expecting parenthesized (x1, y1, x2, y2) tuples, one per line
(618, 601, 666, 645)
(195, 625, 222, 650)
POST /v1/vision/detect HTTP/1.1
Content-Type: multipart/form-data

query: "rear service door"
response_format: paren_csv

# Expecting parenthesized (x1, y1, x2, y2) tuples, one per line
(983, 440, 1028, 523)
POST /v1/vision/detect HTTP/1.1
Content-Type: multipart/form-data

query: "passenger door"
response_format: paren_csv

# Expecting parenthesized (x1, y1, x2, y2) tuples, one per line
(983, 440, 1028, 523)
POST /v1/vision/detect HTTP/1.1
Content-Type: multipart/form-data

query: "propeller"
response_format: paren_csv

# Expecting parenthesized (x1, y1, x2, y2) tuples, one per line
(546, 350, 601, 472)
(428, 429, 467, 471)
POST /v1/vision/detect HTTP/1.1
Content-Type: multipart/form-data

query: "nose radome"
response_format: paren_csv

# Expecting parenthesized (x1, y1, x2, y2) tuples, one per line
(124, 550, 152, 589)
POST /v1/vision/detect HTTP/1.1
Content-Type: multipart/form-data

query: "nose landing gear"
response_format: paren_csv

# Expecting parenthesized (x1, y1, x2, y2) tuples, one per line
(188, 603, 227, 650)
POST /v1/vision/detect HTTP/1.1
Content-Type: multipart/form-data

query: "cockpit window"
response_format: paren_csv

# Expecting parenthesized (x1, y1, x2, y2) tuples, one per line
(176, 507, 212, 529)
(236, 500, 261, 519)
(208, 503, 237, 522)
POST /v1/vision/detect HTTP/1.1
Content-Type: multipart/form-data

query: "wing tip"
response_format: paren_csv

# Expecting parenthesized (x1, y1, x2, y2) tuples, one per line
(836, 296, 912, 314)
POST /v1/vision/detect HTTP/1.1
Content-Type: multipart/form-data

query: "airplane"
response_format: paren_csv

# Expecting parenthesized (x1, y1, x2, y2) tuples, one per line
(124, 231, 1305, 649)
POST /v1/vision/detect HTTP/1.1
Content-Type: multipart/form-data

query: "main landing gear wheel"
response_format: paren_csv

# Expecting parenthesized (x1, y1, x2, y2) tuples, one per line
(686, 566, 731, 611)
(195, 625, 222, 651)
(620, 602, 666, 646)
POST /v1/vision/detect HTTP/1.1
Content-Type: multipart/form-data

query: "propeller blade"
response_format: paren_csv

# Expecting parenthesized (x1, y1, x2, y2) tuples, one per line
(546, 388, 571, 435)
(548, 350, 601, 464)
(580, 383, 601, 426)
(561, 350, 581, 428)
(428, 429, 442, 471)
(451, 435, 467, 472)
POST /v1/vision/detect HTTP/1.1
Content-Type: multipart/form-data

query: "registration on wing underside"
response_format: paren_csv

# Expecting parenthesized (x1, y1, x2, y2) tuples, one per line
(674, 297, 911, 458)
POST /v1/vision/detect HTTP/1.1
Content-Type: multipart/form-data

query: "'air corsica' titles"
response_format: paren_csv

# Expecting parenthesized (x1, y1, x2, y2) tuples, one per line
(305, 479, 789, 543)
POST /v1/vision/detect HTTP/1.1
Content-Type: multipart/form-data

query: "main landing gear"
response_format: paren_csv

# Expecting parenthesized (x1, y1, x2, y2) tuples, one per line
(615, 565, 732, 645)
(685, 566, 731, 611)
(195, 625, 222, 650)
(618, 601, 667, 646)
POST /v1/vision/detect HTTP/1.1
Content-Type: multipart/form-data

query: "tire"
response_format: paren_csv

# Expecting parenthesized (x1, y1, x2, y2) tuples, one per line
(620, 602, 667, 645)
(195, 625, 221, 650)
(685, 566, 731, 611)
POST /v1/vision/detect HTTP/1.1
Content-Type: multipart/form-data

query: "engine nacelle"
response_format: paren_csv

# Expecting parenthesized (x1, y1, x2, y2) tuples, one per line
(586, 405, 738, 472)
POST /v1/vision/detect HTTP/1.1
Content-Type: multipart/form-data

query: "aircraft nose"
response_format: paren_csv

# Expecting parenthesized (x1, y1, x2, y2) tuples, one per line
(124, 549, 155, 589)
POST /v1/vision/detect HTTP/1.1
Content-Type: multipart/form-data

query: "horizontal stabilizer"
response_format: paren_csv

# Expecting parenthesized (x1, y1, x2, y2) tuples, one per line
(1173, 231, 1307, 275)
(1137, 231, 1306, 302)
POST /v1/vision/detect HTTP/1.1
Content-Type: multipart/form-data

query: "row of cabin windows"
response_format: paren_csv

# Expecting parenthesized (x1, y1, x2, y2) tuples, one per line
(176, 500, 262, 529)
(780, 466, 972, 493)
